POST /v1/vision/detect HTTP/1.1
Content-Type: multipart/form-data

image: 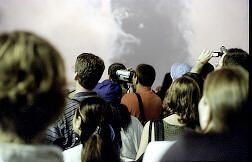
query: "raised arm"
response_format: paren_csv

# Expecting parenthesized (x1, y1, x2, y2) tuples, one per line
(191, 49, 213, 74)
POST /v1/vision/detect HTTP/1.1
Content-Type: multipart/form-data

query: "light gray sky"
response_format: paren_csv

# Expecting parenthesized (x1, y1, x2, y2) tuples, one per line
(0, 0, 248, 88)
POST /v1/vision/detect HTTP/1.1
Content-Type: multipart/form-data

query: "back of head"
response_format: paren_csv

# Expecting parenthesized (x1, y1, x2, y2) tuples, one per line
(183, 72, 204, 94)
(95, 81, 122, 104)
(203, 66, 248, 132)
(157, 72, 172, 101)
(162, 76, 201, 128)
(199, 62, 214, 79)
(170, 63, 192, 81)
(110, 103, 131, 131)
(94, 63, 125, 103)
(108, 63, 126, 81)
(136, 64, 156, 87)
(0, 31, 66, 142)
(75, 53, 105, 90)
(77, 97, 120, 162)
(223, 48, 249, 71)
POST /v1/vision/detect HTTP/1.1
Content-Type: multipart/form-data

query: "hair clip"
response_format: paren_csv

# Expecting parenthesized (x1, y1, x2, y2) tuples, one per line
(109, 124, 115, 141)
(95, 126, 101, 134)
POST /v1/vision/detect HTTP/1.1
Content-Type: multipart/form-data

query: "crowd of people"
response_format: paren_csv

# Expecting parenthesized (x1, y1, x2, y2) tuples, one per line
(0, 30, 249, 162)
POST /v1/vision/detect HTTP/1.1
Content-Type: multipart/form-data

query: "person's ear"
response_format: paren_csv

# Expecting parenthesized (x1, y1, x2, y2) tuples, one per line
(134, 74, 138, 84)
(73, 112, 82, 136)
(198, 96, 211, 132)
(74, 72, 78, 81)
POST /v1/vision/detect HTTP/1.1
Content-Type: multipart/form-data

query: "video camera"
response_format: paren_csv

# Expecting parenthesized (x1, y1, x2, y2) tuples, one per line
(212, 46, 227, 57)
(116, 69, 135, 83)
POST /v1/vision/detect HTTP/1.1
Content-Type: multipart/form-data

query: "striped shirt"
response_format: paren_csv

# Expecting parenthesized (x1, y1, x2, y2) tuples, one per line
(45, 91, 98, 150)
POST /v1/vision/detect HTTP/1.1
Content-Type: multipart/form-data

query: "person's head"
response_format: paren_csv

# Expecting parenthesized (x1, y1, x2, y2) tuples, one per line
(162, 76, 201, 129)
(75, 53, 105, 90)
(110, 103, 131, 131)
(170, 63, 191, 81)
(108, 63, 126, 81)
(109, 103, 131, 148)
(94, 63, 126, 103)
(198, 66, 248, 133)
(0, 31, 66, 143)
(199, 62, 214, 79)
(157, 72, 172, 101)
(134, 64, 156, 87)
(183, 72, 204, 94)
(95, 82, 122, 104)
(73, 97, 119, 162)
(216, 48, 249, 71)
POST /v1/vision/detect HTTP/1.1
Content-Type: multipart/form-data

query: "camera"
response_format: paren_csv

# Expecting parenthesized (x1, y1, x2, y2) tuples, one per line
(116, 69, 134, 83)
(212, 52, 223, 57)
(212, 46, 227, 57)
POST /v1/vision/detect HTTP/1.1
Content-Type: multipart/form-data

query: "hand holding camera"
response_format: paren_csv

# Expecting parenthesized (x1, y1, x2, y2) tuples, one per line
(116, 68, 136, 92)
(116, 69, 135, 83)
(197, 49, 213, 64)
(212, 46, 227, 57)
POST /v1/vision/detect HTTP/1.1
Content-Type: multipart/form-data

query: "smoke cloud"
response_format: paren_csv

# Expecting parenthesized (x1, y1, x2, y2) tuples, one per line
(0, 0, 248, 88)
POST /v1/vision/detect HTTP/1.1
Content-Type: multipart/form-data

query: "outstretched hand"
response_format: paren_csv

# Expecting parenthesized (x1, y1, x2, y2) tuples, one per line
(196, 49, 213, 64)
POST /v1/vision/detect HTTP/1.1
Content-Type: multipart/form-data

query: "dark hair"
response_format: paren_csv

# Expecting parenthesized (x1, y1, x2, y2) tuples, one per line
(77, 97, 120, 162)
(110, 103, 131, 148)
(110, 103, 131, 131)
(156, 72, 172, 101)
(75, 53, 105, 90)
(108, 63, 126, 81)
(223, 48, 249, 71)
(199, 62, 214, 79)
(136, 64, 156, 87)
(0, 31, 66, 142)
(162, 76, 201, 129)
(183, 72, 204, 94)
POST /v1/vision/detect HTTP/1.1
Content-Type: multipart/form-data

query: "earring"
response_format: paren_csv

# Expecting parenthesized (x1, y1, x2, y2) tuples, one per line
(74, 132, 80, 143)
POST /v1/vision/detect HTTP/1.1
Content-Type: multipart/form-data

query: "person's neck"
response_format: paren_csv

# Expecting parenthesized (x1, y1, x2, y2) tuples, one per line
(75, 82, 93, 94)
(163, 114, 185, 126)
(0, 130, 24, 144)
(135, 84, 151, 92)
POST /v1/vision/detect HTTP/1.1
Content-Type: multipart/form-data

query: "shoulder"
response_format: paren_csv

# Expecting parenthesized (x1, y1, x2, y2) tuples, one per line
(121, 93, 137, 102)
(130, 116, 143, 128)
(143, 141, 176, 162)
(63, 144, 82, 162)
(122, 92, 136, 98)
(0, 143, 63, 162)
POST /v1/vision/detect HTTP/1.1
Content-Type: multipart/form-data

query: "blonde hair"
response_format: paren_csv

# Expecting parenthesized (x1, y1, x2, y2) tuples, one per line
(204, 66, 248, 132)
(0, 31, 66, 141)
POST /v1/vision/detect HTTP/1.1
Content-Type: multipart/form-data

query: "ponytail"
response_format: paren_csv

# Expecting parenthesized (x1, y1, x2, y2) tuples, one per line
(81, 125, 120, 162)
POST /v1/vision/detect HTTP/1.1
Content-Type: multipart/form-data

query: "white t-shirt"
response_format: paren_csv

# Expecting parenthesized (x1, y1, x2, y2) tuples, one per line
(0, 143, 63, 162)
(63, 144, 82, 162)
(143, 141, 176, 162)
(120, 116, 143, 162)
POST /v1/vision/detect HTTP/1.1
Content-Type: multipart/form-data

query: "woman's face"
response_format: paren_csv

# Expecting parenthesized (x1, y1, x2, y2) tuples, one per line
(73, 112, 82, 136)
(198, 96, 211, 131)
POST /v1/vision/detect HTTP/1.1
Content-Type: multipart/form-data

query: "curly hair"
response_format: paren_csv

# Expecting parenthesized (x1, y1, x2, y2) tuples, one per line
(0, 31, 66, 142)
(75, 53, 105, 90)
(162, 76, 201, 129)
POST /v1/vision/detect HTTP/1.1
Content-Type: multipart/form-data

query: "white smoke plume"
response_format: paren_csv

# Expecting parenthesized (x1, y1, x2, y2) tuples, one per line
(0, 0, 139, 87)
(0, 0, 248, 88)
